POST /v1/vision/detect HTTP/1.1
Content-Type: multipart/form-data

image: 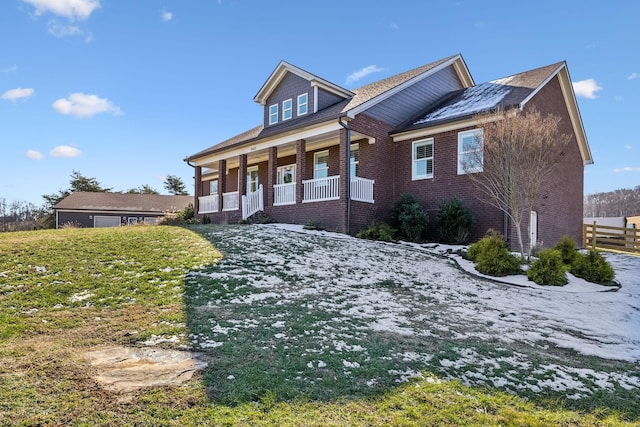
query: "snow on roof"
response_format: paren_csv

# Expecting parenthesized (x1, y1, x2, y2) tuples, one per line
(413, 81, 517, 125)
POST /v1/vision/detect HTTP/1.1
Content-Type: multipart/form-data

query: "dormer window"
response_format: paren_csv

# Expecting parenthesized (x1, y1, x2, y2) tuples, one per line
(282, 99, 292, 121)
(297, 93, 308, 116)
(269, 104, 278, 125)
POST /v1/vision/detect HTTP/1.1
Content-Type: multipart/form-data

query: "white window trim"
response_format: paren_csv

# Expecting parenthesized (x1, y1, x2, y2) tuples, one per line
(209, 179, 218, 195)
(458, 129, 483, 175)
(313, 150, 329, 179)
(277, 164, 296, 184)
(412, 138, 434, 180)
(282, 98, 293, 121)
(350, 143, 359, 178)
(247, 166, 259, 193)
(297, 93, 308, 116)
(269, 104, 278, 125)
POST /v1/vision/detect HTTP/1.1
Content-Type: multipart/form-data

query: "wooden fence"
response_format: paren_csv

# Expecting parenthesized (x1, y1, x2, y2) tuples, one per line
(583, 222, 640, 254)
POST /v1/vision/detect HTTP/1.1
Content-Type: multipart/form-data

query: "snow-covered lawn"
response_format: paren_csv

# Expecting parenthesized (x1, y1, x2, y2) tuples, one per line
(184, 224, 640, 404)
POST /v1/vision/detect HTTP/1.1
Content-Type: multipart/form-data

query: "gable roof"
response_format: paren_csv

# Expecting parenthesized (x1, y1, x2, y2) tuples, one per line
(254, 61, 353, 105)
(391, 61, 593, 165)
(53, 192, 193, 213)
(187, 54, 472, 162)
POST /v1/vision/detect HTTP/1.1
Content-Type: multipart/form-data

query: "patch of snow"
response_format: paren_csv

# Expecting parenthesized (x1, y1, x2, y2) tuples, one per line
(69, 291, 94, 303)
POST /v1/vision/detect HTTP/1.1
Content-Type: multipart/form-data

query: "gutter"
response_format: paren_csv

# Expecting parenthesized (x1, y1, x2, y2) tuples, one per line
(338, 115, 352, 234)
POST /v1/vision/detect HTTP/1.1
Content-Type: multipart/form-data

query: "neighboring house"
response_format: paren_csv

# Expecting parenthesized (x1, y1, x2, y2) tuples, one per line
(185, 53, 592, 249)
(53, 192, 192, 228)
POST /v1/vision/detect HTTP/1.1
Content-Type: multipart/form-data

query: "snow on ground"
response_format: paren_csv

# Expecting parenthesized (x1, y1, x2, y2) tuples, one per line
(184, 223, 639, 397)
(265, 223, 640, 362)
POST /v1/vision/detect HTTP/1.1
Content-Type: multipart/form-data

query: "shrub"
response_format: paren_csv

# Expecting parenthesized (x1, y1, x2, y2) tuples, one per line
(526, 249, 568, 286)
(468, 230, 521, 276)
(436, 198, 475, 244)
(553, 235, 578, 265)
(389, 194, 428, 242)
(570, 249, 615, 284)
(303, 220, 323, 231)
(201, 215, 211, 224)
(357, 221, 396, 242)
(178, 203, 195, 221)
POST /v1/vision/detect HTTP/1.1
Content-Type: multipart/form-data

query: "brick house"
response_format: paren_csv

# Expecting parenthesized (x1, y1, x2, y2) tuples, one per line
(185, 54, 592, 248)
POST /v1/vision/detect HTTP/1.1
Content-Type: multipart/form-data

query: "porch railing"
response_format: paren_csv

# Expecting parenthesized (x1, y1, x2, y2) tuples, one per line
(242, 184, 264, 220)
(303, 175, 340, 203)
(222, 191, 239, 211)
(198, 194, 219, 214)
(350, 177, 374, 203)
(273, 182, 296, 206)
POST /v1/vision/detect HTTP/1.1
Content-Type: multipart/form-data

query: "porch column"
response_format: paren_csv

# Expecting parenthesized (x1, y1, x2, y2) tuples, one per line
(238, 154, 248, 208)
(194, 166, 202, 215)
(339, 127, 351, 233)
(218, 160, 226, 211)
(267, 146, 277, 207)
(296, 139, 306, 204)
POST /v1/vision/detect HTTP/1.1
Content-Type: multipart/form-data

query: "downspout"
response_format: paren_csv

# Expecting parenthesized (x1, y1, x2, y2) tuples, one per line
(184, 157, 198, 215)
(338, 116, 351, 234)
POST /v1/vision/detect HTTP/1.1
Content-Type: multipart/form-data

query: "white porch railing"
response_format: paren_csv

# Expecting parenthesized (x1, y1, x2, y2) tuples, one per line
(351, 176, 375, 203)
(273, 182, 296, 206)
(242, 184, 264, 220)
(303, 175, 340, 203)
(198, 194, 219, 214)
(222, 191, 239, 211)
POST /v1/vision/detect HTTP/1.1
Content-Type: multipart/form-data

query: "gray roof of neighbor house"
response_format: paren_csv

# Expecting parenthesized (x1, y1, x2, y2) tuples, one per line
(53, 192, 193, 213)
(186, 55, 464, 161)
(396, 62, 564, 132)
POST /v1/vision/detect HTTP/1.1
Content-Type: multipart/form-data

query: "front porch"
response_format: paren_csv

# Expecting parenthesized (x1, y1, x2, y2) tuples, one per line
(191, 124, 376, 231)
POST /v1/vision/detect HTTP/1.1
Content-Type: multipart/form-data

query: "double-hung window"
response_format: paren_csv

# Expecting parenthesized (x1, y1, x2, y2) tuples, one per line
(350, 144, 359, 178)
(297, 93, 308, 116)
(209, 179, 218, 195)
(269, 104, 278, 125)
(412, 139, 433, 180)
(313, 151, 329, 179)
(282, 99, 292, 121)
(246, 166, 259, 193)
(458, 129, 483, 174)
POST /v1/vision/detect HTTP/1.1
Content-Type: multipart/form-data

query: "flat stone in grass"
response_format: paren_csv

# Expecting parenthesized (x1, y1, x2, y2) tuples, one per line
(83, 346, 208, 393)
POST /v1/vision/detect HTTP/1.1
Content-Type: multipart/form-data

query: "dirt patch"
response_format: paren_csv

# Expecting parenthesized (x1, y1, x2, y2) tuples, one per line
(83, 346, 207, 393)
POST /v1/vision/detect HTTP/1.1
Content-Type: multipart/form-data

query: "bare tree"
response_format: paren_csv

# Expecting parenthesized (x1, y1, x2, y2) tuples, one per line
(463, 107, 571, 258)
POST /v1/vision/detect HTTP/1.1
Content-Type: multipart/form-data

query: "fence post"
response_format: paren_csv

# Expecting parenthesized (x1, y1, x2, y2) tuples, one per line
(592, 221, 597, 250)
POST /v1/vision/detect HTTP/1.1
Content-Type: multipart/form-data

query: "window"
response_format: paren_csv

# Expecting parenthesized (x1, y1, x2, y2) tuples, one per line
(313, 151, 329, 179)
(209, 179, 218, 195)
(458, 130, 483, 174)
(269, 104, 278, 125)
(282, 99, 292, 121)
(350, 144, 359, 178)
(412, 139, 433, 180)
(277, 164, 296, 184)
(297, 93, 308, 116)
(247, 166, 259, 193)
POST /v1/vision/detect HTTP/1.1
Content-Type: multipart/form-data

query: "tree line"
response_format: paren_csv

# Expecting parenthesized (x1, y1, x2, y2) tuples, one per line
(1, 171, 190, 231)
(584, 186, 640, 217)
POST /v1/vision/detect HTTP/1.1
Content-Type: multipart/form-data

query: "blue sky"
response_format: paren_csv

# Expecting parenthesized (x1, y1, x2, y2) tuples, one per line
(1, 0, 639, 206)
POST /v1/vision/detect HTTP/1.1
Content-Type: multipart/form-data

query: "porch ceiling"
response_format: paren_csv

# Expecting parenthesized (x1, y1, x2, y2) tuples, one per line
(197, 127, 372, 173)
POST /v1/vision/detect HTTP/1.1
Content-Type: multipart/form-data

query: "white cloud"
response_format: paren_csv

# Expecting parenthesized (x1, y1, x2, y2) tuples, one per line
(628, 72, 639, 80)
(389, 22, 398, 29)
(614, 96, 623, 101)
(22, 0, 100, 21)
(346, 65, 384, 85)
(1, 87, 35, 101)
(613, 166, 640, 173)
(47, 22, 93, 41)
(572, 79, 602, 99)
(1, 64, 18, 73)
(50, 145, 81, 158)
(26, 149, 44, 160)
(52, 92, 121, 118)
(161, 11, 173, 22)
(625, 144, 632, 150)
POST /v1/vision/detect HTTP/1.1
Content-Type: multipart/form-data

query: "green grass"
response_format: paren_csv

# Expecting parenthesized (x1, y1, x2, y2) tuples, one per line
(0, 224, 637, 426)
